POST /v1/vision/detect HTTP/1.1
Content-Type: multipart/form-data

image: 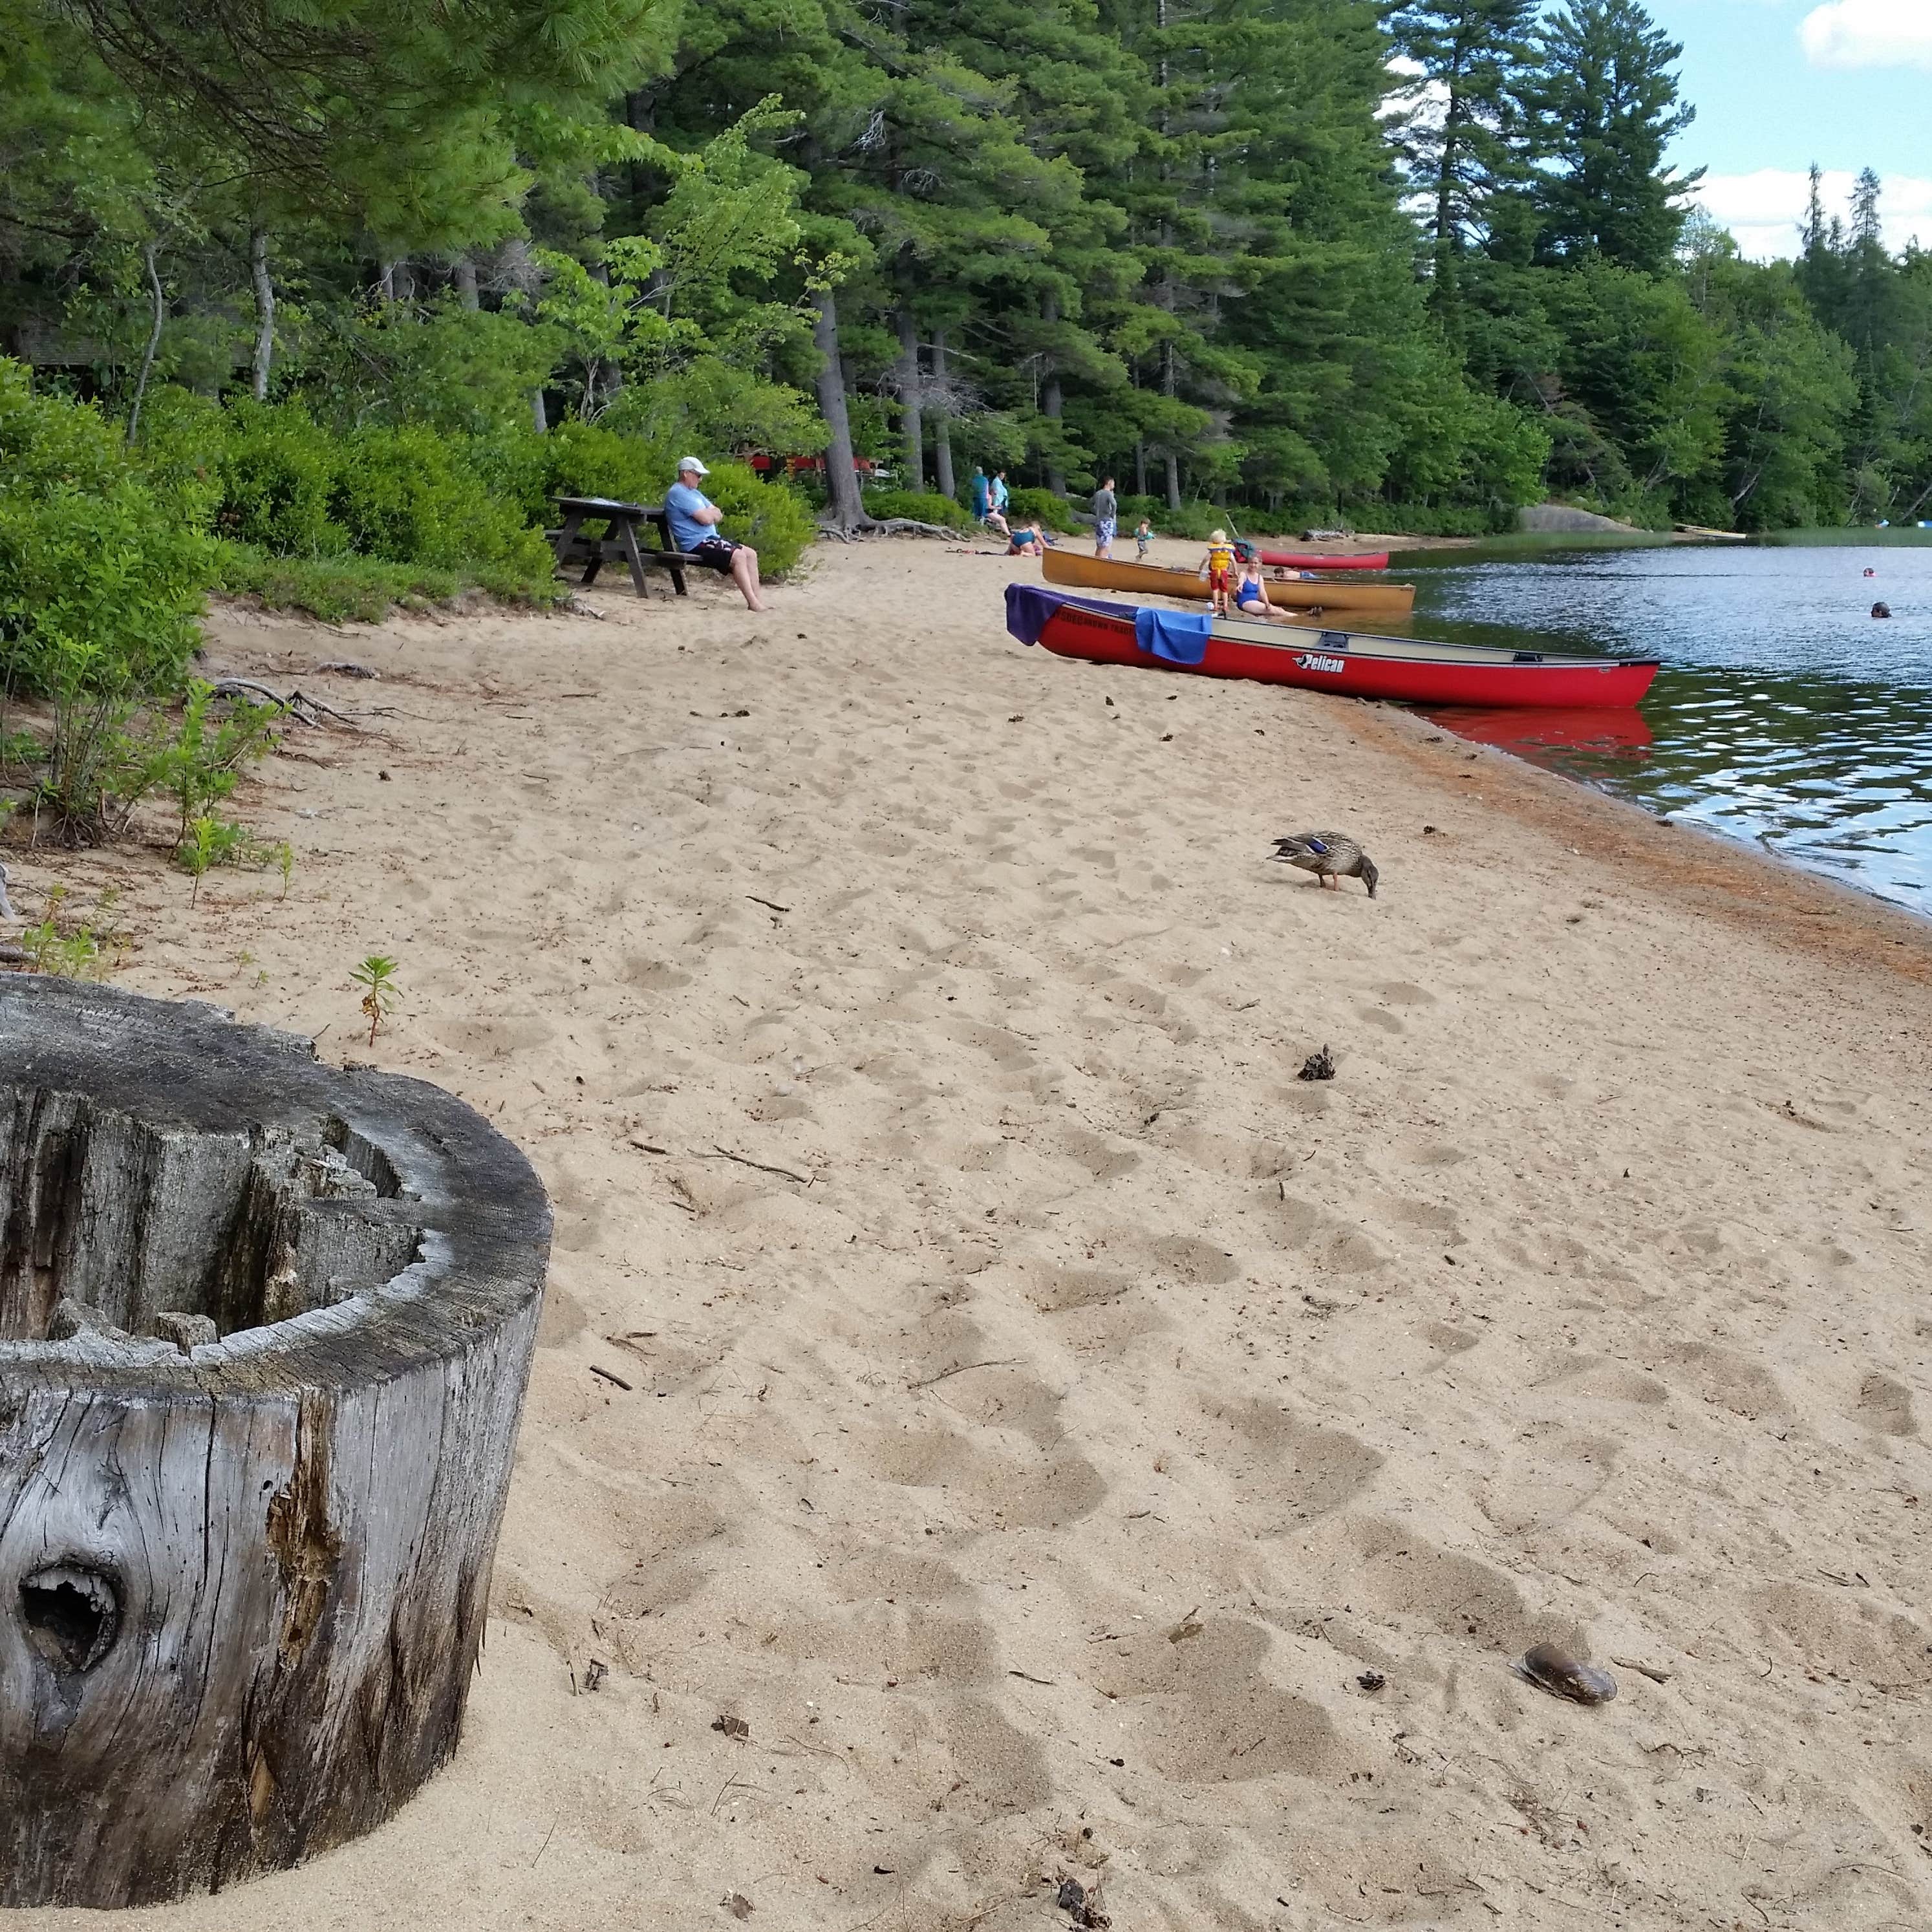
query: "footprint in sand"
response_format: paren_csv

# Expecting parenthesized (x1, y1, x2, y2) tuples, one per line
(1857, 1371, 1918, 1437)
(1317, 1516, 1533, 1651)
(1188, 1397, 1384, 1527)
(1375, 981, 1437, 1006)
(1101, 1618, 1350, 1783)
(1479, 1427, 1619, 1535)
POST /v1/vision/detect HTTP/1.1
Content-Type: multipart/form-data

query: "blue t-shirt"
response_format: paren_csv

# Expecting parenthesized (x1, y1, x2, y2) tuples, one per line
(665, 482, 718, 553)
(971, 474, 989, 517)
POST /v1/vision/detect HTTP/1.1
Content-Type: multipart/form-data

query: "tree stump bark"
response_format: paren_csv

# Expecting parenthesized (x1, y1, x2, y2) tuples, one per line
(0, 979, 551, 1906)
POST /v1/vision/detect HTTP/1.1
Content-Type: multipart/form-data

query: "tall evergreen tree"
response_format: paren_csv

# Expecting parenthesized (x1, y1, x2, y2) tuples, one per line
(1525, 0, 1699, 275)
(1386, 0, 1535, 326)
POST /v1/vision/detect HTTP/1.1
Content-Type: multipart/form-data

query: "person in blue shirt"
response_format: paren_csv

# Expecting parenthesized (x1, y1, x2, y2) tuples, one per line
(664, 458, 766, 610)
(972, 465, 1009, 539)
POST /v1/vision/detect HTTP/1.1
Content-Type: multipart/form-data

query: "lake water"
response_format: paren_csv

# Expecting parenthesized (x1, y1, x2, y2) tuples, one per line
(1398, 539, 1932, 912)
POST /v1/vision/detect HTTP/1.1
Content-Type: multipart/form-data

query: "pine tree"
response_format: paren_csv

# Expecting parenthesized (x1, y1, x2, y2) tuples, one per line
(1386, 0, 1536, 327)
(1525, 0, 1700, 275)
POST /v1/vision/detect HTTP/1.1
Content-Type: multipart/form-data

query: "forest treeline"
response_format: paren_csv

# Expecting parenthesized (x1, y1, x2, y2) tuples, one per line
(2, 0, 1931, 539)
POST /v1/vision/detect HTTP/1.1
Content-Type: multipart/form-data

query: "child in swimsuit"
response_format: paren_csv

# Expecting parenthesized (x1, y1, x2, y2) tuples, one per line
(1201, 528, 1237, 615)
(1135, 519, 1154, 559)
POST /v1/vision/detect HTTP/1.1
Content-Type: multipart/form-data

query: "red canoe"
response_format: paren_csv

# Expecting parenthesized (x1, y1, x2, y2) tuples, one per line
(1259, 550, 1389, 571)
(1005, 585, 1658, 709)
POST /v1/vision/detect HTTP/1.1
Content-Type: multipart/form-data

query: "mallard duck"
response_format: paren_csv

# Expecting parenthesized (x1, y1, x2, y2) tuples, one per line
(1270, 832, 1378, 897)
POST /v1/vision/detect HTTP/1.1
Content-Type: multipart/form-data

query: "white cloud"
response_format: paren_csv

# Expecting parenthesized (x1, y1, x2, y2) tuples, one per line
(1696, 167, 1932, 258)
(1800, 0, 1932, 70)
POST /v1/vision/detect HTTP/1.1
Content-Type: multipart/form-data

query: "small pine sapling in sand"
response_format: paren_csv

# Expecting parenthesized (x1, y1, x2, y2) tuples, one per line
(277, 841, 295, 899)
(352, 954, 400, 1045)
(16, 885, 127, 980)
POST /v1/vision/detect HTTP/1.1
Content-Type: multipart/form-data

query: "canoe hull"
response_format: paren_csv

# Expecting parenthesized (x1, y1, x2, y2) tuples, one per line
(1258, 550, 1389, 571)
(1042, 546, 1415, 617)
(1009, 587, 1658, 709)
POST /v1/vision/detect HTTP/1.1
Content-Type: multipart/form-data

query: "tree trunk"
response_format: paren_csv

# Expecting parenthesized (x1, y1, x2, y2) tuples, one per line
(125, 239, 164, 444)
(813, 288, 872, 529)
(1161, 338, 1181, 512)
(896, 308, 924, 493)
(0, 978, 550, 1908)
(531, 387, 549, 433)
(930, 328, 956, 500)
(1135, 435, 1148, 499)
(453, 259, 480, 311)
(249, 228, 274, 403)
(378, 259, 397, 303)
(1040, 290, 1066, 496)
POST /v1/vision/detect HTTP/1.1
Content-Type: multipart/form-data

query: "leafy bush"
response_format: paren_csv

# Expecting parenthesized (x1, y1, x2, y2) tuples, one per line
(862, 488, 971, 529)
(1004, 487, 1081, 534)
(698, 461, 816, 577)
(216, 402, 344, 556)
(539, 419, 673, 511)
(0, 365, 214, 841)
(138, 678, 283, 850)
(330, 423, 555, 590)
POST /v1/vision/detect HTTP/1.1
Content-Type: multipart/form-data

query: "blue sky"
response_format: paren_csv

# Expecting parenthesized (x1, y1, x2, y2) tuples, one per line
(1644, 0, 1932, 255)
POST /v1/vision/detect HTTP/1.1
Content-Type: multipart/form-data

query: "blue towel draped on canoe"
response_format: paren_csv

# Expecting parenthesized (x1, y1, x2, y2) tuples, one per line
(1132, 605, 1211, 665)
(1004, 581, 1212, 666)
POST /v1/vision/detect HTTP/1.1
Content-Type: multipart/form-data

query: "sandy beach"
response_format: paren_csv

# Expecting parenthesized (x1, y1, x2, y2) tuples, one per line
(13, 536, 1932, 1931)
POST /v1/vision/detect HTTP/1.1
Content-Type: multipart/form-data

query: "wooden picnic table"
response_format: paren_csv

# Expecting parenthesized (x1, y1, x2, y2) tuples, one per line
(549, 495, 692, 597)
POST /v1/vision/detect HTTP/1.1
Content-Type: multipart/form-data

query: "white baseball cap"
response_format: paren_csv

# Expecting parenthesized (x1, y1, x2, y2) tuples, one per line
(676, 456, 709, 476)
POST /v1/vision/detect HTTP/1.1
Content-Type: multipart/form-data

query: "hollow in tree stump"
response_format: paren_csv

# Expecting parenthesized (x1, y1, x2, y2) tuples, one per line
(0, 978, 550, 1906)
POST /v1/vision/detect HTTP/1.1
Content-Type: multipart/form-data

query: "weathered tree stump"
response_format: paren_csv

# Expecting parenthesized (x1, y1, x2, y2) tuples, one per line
(0, 978, 550, 1906)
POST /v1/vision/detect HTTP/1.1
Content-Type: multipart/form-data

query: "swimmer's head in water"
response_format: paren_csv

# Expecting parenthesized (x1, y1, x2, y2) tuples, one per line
(1873, 601, 1893, 618)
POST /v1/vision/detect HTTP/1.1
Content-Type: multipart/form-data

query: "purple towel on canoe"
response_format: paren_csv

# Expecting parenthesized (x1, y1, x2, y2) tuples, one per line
(1133, 605, 1210, 665)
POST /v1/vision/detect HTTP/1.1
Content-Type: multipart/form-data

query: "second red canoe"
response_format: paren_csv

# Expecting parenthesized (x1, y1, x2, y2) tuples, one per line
(1259, 549, 1390, 571)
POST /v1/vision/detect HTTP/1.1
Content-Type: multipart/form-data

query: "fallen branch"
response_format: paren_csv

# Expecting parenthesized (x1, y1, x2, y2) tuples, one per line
(210, 678, 357, 729)
(697, 1144, 815, 1185)
(907, 1357, 1022, 1390)
(746, 894, 791, 914)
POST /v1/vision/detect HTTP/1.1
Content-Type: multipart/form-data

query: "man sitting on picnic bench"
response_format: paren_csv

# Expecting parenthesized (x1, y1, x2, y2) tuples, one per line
(665, 457, 766, 611)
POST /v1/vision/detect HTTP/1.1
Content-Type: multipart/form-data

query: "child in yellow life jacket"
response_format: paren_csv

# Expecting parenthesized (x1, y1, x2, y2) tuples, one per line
(1200, 529, 1237, 614)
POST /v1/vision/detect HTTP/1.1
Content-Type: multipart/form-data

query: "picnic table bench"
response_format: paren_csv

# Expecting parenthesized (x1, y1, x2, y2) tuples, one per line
(548, 495, 695, 597)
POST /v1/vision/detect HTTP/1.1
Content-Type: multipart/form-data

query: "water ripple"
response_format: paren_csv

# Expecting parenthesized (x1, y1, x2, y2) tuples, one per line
(1410, 543, 1932, 910)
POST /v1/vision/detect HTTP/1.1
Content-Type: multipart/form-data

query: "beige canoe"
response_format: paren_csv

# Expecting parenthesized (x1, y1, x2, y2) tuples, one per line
(1042, 546, 1417, 617)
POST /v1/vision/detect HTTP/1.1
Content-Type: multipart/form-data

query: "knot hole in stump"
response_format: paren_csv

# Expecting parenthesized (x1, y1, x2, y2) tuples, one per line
(20, 1565, 120, 1673)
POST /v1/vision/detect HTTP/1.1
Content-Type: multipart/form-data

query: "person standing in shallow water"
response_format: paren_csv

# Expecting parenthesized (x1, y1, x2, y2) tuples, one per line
(665, 457, 766, 611)
(1091, 476, 1117, 559)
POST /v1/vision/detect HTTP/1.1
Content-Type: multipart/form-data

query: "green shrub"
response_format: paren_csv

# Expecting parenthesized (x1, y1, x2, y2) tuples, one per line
(538, 420, 672, 512)
(330, 423, 555, 588)
(216, 402, 344, 556)
(697, 461, 816, 577)
(0, 365, 213, 841)
(125, 387, 227, 530)
(863, 488, 971, 529)
(1004, 486, 1080, 534)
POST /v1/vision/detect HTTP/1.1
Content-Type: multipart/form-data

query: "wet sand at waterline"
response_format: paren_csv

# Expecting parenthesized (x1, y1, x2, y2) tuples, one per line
(14, 539, 1932, 1931)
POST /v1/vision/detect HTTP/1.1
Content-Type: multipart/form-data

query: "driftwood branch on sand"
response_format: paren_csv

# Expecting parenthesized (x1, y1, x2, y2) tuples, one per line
(816, 517, 954, 542)
(0, 979, 551, 1906)
(209, 678, 356, 728)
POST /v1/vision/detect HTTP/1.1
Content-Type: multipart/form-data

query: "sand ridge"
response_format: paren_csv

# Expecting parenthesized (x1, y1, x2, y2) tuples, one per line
(12, 539, 1932, 1930)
